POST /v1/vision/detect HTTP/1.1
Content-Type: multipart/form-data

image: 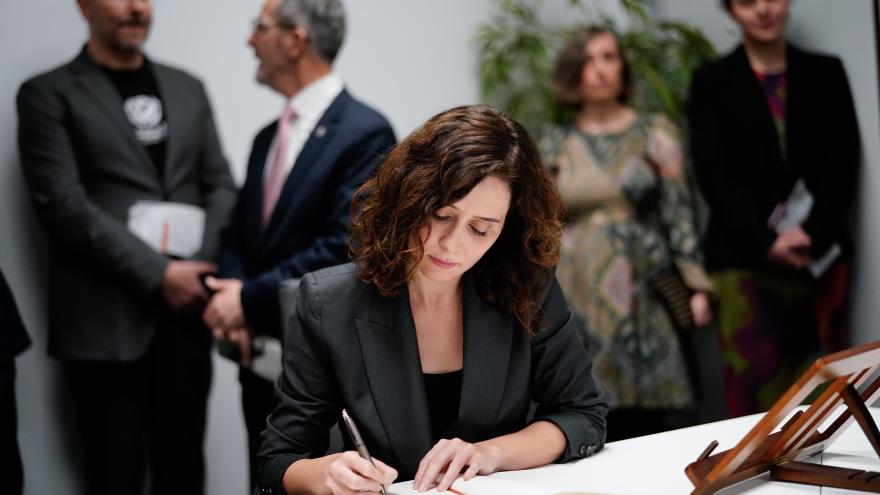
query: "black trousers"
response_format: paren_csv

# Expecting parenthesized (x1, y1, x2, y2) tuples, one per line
(0, 359, 23, 495)
(66, 314, 212, 495)
(240, 367, 276, 491)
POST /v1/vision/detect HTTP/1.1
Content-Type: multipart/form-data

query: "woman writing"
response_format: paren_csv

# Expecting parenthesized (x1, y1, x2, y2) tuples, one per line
(257, 105, 608, 494)
(545, 26, 713, 440)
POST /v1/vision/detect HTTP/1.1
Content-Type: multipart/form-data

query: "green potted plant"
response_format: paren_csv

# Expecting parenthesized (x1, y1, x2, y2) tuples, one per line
(477, 0, 716, 137)
(477, 0, 716, 229)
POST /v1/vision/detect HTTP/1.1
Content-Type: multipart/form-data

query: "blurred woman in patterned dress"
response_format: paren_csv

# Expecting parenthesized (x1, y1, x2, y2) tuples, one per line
(545, 26, 713, 441)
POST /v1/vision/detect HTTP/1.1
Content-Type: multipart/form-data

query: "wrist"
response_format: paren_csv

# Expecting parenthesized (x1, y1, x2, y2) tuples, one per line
(284, 454, 341, 495)
(475, 442, 503, 473)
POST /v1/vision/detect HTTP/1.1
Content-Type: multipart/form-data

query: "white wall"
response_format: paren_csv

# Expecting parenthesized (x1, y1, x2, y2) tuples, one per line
(2, 1, 494, 494)
(656, 0, 880, 345)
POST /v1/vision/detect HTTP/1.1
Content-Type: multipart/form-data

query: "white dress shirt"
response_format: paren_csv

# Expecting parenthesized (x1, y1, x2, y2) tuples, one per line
(262, 72, 344, 184)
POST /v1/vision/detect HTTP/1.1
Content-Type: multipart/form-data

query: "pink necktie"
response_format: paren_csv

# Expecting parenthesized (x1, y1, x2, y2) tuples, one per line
(262, 105, 296, 226)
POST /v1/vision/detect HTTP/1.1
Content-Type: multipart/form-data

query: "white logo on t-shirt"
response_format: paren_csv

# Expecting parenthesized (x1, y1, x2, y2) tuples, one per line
(123, 95, 167, 145)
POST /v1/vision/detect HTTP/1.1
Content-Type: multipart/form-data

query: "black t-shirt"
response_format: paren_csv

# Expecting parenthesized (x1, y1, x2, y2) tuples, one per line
(101, 60, 168, 174)
(423, 369, 463, 442)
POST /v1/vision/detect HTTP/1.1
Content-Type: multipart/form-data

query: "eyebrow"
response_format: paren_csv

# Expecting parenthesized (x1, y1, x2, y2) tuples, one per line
(444, 205, 503, 223)
(474, 216, 502, 223)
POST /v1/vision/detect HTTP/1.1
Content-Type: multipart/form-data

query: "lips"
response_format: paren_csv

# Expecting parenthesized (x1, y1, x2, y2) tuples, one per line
(428, 255, 457, 269)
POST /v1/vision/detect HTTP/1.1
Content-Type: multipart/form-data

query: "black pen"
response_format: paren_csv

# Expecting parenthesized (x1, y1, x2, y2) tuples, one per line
(341, 409, 388, 495)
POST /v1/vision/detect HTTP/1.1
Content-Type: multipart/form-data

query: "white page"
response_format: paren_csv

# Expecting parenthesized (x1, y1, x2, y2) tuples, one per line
(809, 242, 842, 279)
(390, 475, 609, 495)
(127, 200, 205, 258)
(769, 178, 814, 234)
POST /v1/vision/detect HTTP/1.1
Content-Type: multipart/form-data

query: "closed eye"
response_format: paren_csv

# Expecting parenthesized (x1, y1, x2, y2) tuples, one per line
(469, 225, 488, 237)
(432, 213, 453, 222)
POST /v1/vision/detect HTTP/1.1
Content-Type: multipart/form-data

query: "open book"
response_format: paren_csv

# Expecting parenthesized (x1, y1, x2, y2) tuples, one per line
(390, 475, 608, 495)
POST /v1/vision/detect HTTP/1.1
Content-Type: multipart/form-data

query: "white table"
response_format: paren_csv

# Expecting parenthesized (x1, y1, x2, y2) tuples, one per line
(390, 408, 880, 494)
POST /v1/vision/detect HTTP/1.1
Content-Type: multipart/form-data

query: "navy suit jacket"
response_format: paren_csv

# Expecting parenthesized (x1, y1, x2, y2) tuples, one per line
(218, 90, 396, 337)
(257, 263, 608, 492)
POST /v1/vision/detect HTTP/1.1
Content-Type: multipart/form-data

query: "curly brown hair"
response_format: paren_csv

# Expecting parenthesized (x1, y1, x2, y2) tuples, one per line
(349, 105, 564, 336)
(552, 25, 633, 111)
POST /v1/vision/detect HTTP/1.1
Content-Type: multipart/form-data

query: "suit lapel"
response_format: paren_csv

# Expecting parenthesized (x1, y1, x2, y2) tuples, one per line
(730, 46, 781, 159)
(784, 44, 804, 170)
(262, 90, 351, 242)
(250, 124, 277, 245)
(447, 274, 513, 439)
(354, 286, 433, 477)
(70, 50, 159, 186)
(153, 62, 181, 189)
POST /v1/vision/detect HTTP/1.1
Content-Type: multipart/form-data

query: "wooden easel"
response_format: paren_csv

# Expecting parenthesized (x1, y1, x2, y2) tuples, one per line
(685, 340, 880, 494)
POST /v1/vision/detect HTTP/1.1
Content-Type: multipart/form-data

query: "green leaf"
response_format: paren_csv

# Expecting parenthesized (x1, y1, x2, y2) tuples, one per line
(475, 0, 716, 136)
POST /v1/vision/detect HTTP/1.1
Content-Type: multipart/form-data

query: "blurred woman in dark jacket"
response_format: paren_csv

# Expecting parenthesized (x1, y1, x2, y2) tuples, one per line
(688, 0, 860, 417)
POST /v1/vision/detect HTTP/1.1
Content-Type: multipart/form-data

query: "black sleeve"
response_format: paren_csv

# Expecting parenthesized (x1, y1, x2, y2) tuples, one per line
(530, 276, 609, 462)
(256, 272, 342, 494)
(193, 80, 236, 262)
(802, 58, 860, 256)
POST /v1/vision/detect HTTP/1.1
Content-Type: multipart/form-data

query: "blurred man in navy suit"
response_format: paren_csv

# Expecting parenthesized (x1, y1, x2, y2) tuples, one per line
(202, 0, 395, 487)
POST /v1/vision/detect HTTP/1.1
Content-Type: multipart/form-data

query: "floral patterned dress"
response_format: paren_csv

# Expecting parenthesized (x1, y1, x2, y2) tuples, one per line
(545, 113, 713, 410)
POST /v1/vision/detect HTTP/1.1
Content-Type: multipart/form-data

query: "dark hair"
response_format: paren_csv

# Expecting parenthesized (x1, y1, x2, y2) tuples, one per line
(350, 105, 564, 336)
(721, 0, 732, 10)
(551, 26, 633, 111)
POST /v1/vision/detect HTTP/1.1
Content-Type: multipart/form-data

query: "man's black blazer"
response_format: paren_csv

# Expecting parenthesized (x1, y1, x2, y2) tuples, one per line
(17, 48, 235, 361)
(257, 263, 608, 492)
(217, 90, 395, 337)
(687, 44, 860, 271)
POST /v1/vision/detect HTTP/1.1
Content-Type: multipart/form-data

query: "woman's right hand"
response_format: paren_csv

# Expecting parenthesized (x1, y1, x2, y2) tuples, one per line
(767, 227, 812, 270)
(325, 451, 397, 495)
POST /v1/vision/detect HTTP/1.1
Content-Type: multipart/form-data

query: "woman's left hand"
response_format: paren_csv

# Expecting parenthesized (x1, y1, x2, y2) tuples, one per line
(413, 438, 501, 492)
(690, 292, 712, 328)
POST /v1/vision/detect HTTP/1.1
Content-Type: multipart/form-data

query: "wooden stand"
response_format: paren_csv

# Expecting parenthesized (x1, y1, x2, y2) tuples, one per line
(685, 340, 880, 494)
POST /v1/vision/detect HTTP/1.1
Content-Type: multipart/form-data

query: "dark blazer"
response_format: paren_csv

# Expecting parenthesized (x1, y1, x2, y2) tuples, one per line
(17, 48, 235, 361)
(687, 44, 860, 271)
(217, 90, 396, 337)
(0, 269, 30, 362)
(257, 263, 608, 492)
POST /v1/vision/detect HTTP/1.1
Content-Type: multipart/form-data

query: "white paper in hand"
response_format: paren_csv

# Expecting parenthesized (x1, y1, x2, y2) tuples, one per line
(127, 201, 205, 258)
(768, 179, 814, 234)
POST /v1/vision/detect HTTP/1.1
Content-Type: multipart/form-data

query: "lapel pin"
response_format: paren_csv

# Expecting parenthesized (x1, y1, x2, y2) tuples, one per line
(314, 126, 327, 139)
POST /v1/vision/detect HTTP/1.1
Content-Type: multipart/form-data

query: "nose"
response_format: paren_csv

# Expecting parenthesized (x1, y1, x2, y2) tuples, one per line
(437, 222, 463, 255)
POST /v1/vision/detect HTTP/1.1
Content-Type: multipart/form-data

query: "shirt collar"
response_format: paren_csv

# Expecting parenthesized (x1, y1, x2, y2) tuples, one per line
(288, 72, 343, 122)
